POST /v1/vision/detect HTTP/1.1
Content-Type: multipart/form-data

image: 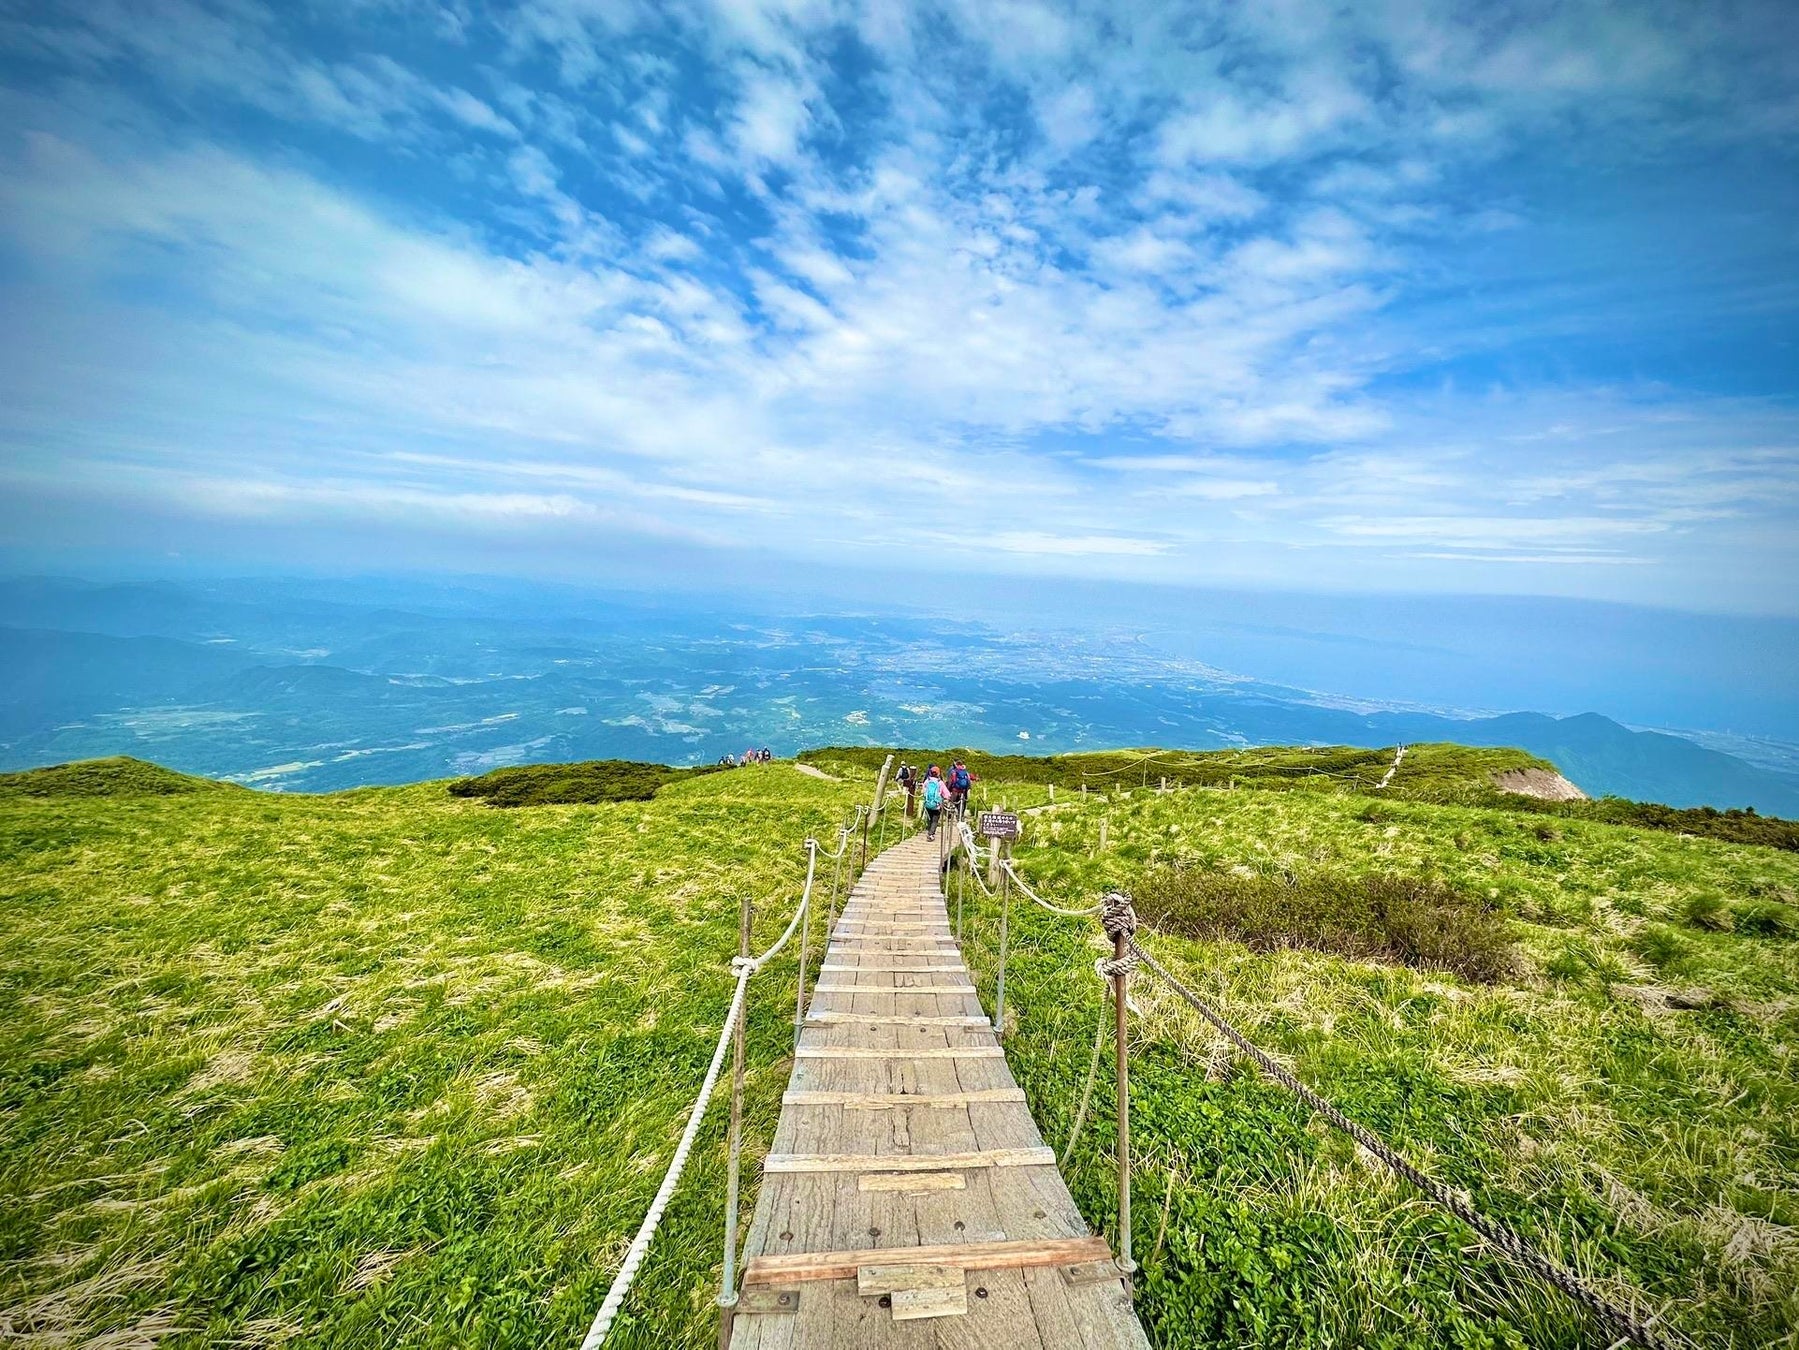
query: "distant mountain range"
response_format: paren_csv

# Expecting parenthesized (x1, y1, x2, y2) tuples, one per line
(2, 575, 1796, 814)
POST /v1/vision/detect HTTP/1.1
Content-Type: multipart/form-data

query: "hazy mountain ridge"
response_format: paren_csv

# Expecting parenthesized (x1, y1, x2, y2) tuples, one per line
(2, 577, 1796, 812)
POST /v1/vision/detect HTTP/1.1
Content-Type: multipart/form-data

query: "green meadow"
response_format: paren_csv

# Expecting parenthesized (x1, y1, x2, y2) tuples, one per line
(3, 750, 1796, 1348)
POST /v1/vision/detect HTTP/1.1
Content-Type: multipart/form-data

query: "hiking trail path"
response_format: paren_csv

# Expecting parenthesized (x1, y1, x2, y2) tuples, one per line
(727, 830, 1150, 1349)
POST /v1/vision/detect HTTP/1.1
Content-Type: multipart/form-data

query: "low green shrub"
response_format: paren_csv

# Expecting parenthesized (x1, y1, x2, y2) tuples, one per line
(1681, 893, 1732, 932)
(447, 759, 724, 807)
(1133, 865, 1514, 983)
(1732, 902, 1795, 938)
(1630, 924, 1690, 971)
(1504, 796, 1799, 852)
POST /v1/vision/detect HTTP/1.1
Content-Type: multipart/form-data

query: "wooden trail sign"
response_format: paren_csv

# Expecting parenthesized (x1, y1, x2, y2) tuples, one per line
(979, 811, 1020, 840)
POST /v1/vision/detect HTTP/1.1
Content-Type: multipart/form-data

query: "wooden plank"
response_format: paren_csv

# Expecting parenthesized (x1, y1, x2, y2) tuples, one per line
(763, 1147, 1055, 1173)
(857, 1263, 964, 1296)
(782, 1089, 1027, 1108)
(816, 986, 978, 1000)
(794, 1046, 1003, 1060)
(809, 1022, 993, 1029)
(893, 1285, 969, 1321)
(858, 1265, 969, 1320)
(729, 831, 1148, 1350)
(742, 1236, 1113, 1286)
(856, 1171, 967, 1193)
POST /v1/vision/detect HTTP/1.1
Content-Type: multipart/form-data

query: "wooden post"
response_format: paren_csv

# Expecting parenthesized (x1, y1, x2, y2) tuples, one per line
(1097, 818, 1109, 853)
(955, 850, 965, 942)
(718, 894, 752, 1346)
(794, 843, 814, 1047)
(1049, 783, 1056, 804)
(827, 826, 846, 929)
(1113, 923, 1135, 1294)
(993, 857, 1012, 1036)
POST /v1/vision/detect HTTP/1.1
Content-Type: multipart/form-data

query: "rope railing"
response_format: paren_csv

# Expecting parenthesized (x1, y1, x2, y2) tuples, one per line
(1125, 938, 1678, 1350)
(585, 761, 1678, 1350)
(579, 839, 818, 1350)
(1000, 858, 1102, 917)
(960, 829, 1682, 1350)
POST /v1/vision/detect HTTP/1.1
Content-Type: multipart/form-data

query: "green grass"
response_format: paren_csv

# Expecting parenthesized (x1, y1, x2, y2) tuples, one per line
(952, 777, 1799, 1349)
(802, 742, 1799, 850)
(0, 760, 867, 1348)
(3, 749, 1796, 1348)
(447, 759, 727, 807)
(1133, 865, 1514, 983)
(0, 756, 234, 799)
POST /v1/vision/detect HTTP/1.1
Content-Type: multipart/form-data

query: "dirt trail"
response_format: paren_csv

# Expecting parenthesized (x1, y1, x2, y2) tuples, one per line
(1374, 744, 1406, 789)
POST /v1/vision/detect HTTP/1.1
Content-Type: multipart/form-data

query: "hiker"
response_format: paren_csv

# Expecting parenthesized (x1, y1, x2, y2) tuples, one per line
(948, 760, 974, 816)
(896, 762, 917, 817)
(921, 765, 947, 839)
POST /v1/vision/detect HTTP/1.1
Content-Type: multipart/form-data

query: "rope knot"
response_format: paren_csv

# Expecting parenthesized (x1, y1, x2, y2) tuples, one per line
(1100, 890, 1138, 941)
(1096, 952, 1139, 980)
(729, 955, 756, 975)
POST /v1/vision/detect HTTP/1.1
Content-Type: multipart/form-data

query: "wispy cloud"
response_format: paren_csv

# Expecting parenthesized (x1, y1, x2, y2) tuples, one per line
(0, 0, 1795, 610)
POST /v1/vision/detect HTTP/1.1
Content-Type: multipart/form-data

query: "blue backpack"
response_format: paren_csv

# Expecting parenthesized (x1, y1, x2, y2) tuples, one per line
(923, 779, 944, 810)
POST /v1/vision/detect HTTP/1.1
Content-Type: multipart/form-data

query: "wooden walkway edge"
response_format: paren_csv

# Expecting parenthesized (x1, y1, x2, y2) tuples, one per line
(728, 832, 1150, 1348)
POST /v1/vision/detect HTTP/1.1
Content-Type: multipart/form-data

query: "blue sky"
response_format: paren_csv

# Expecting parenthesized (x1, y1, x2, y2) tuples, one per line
(1, 0, 1797, 612)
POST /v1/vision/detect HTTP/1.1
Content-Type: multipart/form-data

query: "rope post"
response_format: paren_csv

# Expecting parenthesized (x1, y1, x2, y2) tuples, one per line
(717, 894, 752, 1348)
(1102, 891, 1139, 1295)
(793, 840, 816, 1046)
(994, 857, 1012, 1036)
(828, 826, 846, 929)
(955, 843, 965, 941)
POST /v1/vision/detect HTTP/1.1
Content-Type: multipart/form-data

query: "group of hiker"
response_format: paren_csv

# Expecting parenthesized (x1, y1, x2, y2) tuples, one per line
(718, 747, 773, 767)
(895, 759, 975, 839)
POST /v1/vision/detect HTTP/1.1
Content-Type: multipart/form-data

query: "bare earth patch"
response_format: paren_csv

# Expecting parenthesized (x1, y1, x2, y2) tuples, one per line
(1491, 767, 1587, 801)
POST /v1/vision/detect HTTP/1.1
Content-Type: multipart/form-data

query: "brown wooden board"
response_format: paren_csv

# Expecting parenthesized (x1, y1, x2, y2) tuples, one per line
(727, 832, 1150, 1350)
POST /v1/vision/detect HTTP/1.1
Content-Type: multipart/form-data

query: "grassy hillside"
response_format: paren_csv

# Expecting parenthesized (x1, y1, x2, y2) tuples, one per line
(977, 777, 1798, 1349)
(0, 759, 866, 1348)
(2, 749, 1796, 1348)
(803, 743, 1799, 850)
(0, 755, 234, 799)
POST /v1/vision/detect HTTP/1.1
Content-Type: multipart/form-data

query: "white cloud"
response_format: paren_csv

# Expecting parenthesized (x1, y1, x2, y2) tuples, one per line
(730, 67, 813, 164)
(1, 0, 1796, 611)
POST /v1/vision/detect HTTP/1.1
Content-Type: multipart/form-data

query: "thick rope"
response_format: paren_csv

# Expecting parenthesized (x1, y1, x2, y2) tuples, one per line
(1127, 938, 1680, 1350)
(1059, 964, 1112, 1166)
(1076, 748, 1183, 779)
(1097, 890, 1142, 977)
(579, 840, 818, 1348)
(955, 822, 996, 897)
(579, 969, 748, 1350)
(1001, 859, 1103, 917)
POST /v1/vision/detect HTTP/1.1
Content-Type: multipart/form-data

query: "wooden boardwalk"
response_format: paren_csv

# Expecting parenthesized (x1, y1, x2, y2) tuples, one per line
(729, 831, 1149, 1349)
